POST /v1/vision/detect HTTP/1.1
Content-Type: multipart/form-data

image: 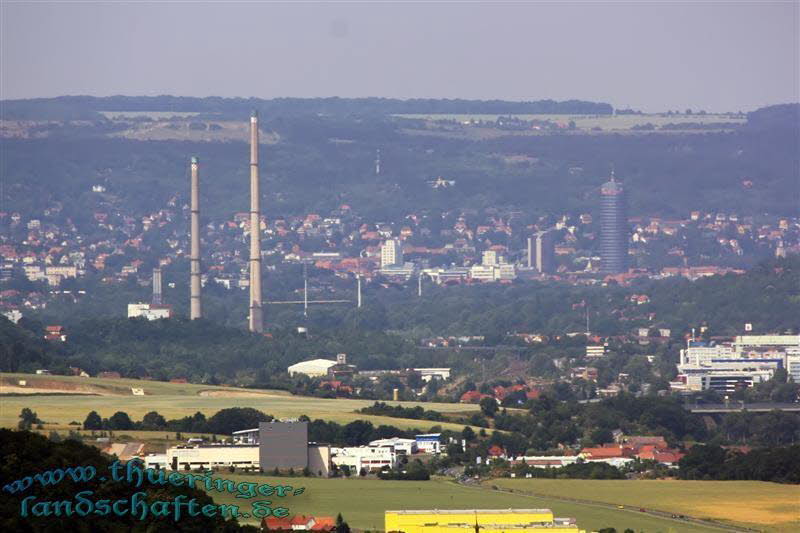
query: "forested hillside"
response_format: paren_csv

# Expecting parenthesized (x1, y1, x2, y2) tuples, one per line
(1, 100, 797, 221)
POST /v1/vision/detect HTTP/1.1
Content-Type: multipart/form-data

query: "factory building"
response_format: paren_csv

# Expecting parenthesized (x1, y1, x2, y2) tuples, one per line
(288, 358, 339, 377)
(385, 509, 584, 533)
(259, 421, 309, 470)
(127, 303, 172, 320)
(330, 445, 397, 473)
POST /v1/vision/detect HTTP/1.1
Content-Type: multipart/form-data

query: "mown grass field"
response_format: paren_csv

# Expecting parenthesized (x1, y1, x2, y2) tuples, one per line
(0, 373, 479, 433)
(199, 475, 731, 532)
(394, 113, 745, 131)
(491, 478, 800, 533)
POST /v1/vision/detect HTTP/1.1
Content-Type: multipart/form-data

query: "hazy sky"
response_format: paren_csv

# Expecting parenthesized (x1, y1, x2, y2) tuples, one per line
(1, 1, 798, 112)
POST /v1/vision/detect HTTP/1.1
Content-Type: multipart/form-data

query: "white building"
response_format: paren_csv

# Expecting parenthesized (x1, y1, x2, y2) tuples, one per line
(287, 358, 337, 378)
(369, 437, 417, 455)
(469, 263, 516, 282)
(585, 345, 606, 359)
(127, 303, 172, 320)
(788, 355, 800, 383)
(330, 445, 396, 473)
(381, 239, 403, 268)
(415, 433, 441, 454)
(676, 334, 800, 392)
(413, 368, 451, 382)
(3, 309, 23, 324)
(163, 445, 260, 470)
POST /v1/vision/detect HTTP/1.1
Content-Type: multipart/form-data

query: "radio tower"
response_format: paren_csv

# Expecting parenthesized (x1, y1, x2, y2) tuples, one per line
(248, 112, 264, 332)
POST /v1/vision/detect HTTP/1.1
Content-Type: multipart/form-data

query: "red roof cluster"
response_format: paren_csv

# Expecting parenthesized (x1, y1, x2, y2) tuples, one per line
(262, 515, 336, 532)
(581, 436, 684, 464)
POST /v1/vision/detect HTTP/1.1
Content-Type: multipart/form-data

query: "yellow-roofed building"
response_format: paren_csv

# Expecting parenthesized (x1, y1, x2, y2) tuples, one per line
(385, 509, 584, 533)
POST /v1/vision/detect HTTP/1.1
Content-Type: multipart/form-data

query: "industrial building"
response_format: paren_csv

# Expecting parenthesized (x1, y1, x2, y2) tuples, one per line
(369, 437, 417, 455)
(385, 509, 584, 533)
(676, 334, 800, 391)
(259, 421, 309, 470)
(144, 422, 439, 477)
(288, 358, 339, 377)
(127, 303, 172, 320)
(330, 444, 397, 473)
(415, 433, 442, 454)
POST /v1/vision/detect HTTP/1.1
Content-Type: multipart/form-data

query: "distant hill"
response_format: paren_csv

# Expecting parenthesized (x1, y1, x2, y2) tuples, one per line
(0, 95, 613, 120)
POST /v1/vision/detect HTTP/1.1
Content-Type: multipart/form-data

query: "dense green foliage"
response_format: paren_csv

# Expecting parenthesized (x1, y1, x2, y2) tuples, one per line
(358, 402, 445, 422)
(678, 444, 800, 483)
(5, 257, 797, 385)
(0, 429, 253, 531)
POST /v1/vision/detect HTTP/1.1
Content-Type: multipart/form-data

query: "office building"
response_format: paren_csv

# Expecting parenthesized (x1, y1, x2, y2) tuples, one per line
(599, 174, 629, 274)
(534, 231, 555, 273)
(676, 334, 800, 391)
(381, 239, 403, 268)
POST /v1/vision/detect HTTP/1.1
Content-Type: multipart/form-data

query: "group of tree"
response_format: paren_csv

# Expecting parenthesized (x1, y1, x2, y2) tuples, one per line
(678, 444, 800, 483)
(82, 407, 272, 435)
(0, 429, 257, 531)
(358, 401, 445, 422)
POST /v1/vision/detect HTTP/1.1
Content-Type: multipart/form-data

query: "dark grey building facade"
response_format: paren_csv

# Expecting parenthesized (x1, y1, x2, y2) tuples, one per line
(599, 176, 629, 274)
(535, 230, 555, 274)
(258, 421, 308, 470)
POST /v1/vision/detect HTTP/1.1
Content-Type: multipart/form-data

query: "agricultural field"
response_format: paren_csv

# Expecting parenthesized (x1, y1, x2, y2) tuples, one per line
(394, 113, 745, 132)
(200, 475, 731, 532)
(0, 373, 479, 433)
(491, 478, 800, 533)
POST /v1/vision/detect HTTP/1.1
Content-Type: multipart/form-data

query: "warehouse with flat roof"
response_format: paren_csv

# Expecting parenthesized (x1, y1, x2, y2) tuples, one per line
(385, 509, 584, 533)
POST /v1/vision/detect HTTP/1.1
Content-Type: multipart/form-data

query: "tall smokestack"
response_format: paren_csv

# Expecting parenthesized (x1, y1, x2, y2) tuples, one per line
(248, 111, 264, 332)
(152, 267, 162, 305)
(190, 156, 202, 320)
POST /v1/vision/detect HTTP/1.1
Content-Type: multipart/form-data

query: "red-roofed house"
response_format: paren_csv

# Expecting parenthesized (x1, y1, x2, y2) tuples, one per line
(488, 445, 506, 459)
(262, 515, 336, 532)
(44, 325, 66, 342)
(460, 390, 491, 403)
(580, 445, 635, 459)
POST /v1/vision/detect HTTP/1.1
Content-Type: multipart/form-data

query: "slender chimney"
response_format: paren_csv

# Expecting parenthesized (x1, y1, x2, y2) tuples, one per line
(190, 156, 202, 320)
(248, 111, 264, 332)
(152, 267, 162, 306)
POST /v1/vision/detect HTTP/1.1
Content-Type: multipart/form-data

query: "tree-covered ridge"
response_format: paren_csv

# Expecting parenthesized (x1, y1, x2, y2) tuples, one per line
(1, 95, 613, 120)
(1, 103, 797, 221)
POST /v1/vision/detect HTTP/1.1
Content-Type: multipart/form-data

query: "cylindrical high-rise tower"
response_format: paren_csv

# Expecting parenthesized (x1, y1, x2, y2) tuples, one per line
(190, 156, 202, 319)
(248, 111, 264, 332)
(599, 173, 629, 274)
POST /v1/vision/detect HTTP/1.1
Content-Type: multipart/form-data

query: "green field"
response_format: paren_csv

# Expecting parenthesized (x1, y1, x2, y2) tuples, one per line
(0, 373, 479, 433)
(197, 475, 734, 532)
(394, 113, 745, 131)
(491, 478, 800, 533)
